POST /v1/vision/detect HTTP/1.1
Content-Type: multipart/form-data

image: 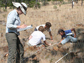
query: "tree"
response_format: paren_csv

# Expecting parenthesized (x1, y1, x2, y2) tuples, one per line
(81, 0, 83, 6)
(5, 0, 7, 9)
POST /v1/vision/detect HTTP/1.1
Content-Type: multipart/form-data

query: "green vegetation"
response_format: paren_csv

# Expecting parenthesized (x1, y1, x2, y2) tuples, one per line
(53, 5, 57, 9)
(52, 0, 63, 2)
(0, 0, 73, 9)
(3, 8, 7, 12)
(42, 1, 49, 6)
(29, 1, 36, 8)
(36, 2, 41, 8)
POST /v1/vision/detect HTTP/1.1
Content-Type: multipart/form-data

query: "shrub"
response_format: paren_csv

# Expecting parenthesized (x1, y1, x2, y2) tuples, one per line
(53, 5, 57, 9)
(37, 2, 41, 8)
(29, 1, 36, 8)
(9, 6, 13, 9)
(47, 0, 51, 1)
(42, 1, 49, 6)
(3, 8, 7, 12)
(52, 0, 63, 2)
(34, 2, 41, 9)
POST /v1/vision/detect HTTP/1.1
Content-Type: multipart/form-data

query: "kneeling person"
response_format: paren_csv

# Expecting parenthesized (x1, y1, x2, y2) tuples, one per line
(28, 26, 51, 49)
(35, 22, 53, 40)
(58, 28, 77, 45)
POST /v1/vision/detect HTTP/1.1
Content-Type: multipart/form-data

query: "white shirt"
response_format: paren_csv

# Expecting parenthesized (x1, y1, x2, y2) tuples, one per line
(28, 31, 46, 46)
(36, 24, 51, 32)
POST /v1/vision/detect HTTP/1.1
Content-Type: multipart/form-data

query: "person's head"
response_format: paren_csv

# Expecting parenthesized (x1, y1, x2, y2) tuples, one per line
(38, 26, 45, 32)
(45, 22, 52, 29)
(58, 29, 65, 36)
(16, 7, 23, 15)
(12, 2, 27, 15)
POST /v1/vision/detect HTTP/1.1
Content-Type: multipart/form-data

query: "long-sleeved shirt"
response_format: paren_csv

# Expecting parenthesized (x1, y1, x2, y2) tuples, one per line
(6, 9, 21, 35)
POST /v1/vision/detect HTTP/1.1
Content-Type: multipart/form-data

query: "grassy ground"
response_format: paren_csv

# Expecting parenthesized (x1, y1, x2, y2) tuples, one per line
(0, 1, 84, 63)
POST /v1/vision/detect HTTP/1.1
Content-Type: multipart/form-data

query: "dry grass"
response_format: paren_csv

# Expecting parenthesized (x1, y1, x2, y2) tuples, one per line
(0, 1, 84, 63)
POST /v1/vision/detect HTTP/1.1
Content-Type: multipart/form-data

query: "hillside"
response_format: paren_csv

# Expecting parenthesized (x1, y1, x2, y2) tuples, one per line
(0, 1, 84, 63)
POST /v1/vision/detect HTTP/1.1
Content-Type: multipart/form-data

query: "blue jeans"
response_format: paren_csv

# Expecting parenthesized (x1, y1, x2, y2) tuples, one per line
(61, 36, 77, 44)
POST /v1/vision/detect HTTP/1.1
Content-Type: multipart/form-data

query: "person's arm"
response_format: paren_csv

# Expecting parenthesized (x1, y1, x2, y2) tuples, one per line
(17, 24, 27, 28)
(58, 39, 63, 44)
(29, 32, 34, 40)
(49, 31, 53, 40)
(7, 13, 17, 29)
(43, 34, 51, 46)
(44, 41, 51, 46)
(71, 28, 76, 38)
(58, 36, 63, 45)
(29, 35, 32, 40)
(7, 12, 27, 29)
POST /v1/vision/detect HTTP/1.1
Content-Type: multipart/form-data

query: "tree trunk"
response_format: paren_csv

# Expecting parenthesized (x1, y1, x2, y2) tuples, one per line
(35, 0, 38, 8)
(72, 0, 73, 9)
(5, 0, 7, 9)
(81, 0, 83, 6)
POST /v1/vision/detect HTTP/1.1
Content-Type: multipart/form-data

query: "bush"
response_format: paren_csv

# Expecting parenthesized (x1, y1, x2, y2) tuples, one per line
(52, 0, 63, 2)
(3, 8, 7, 12)
(47, 0, 51, 1)
(62, 1, 68, 4)
(37, 2, 41, 8)
(9, 6, 13, 9)
(29, 1, 35, 8)
(53, 5, 57, 9)
(42, 1, 49, 6)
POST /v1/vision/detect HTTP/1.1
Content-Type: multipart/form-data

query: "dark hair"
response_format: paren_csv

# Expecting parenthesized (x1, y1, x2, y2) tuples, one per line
(17, 4, 27, 11)
(58, 29, 65, 34)
(38, 26, 45, 32)
(45, 22, 51, 27)
(17, 7, 21, 10)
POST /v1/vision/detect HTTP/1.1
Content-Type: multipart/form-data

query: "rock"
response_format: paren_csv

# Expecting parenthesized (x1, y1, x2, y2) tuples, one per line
(1, 33, 3, 37)
(53, 46, 58, 51)
(40, 59, 50, 63)
(77, 52, 84, 58)
(0, 20, 6, 26)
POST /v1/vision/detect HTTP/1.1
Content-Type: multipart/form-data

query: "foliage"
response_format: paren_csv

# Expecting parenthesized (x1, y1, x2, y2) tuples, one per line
(34, 2, 41, 9)
(3, 8, 7, 12)
(53, 5, 57, 9)
(42, 0, 49, 6)
(37, 2, 41, 8)
(0, 0, 71, 9)
(28, 1, 36, 8)
(52, 0, 63, 2)
(9, 6, 14, 9)
(47, 0, 51, 1)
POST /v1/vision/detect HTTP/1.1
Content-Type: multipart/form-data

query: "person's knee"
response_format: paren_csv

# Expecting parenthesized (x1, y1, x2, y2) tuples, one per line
(61, 40, 67, 45)
(71, 38, 77, 42)
(73, 38, 77, 42)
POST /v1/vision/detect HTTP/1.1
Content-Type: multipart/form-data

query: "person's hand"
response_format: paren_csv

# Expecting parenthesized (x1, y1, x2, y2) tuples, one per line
(48, 43, 51, 46)
(51, 39, 53, 41)
(74, 34, 76, 38)
(50, 36, 53, 40)
(20, 24, 27, 28)
(17, 24, 27, 28)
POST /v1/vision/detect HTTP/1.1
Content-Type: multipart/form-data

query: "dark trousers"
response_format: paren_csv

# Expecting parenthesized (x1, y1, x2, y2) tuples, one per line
(6, 33, 24, 63)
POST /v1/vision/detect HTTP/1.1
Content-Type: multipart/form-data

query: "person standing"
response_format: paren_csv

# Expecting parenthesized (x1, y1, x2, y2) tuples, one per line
(5, 2, 28, 63)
